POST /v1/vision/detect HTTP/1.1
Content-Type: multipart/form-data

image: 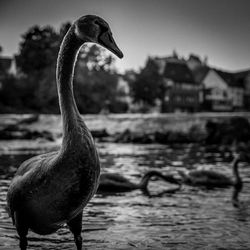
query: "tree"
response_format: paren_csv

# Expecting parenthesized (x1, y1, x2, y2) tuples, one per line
(74, 45, 123, 113)
(16, 25, 60, 75)
(0, 75, 25, 112)
(10, 23, 121, 114)
(129, 57, 162, 109)
(14, 25, 61, 112)
(77, 44, 116, 72)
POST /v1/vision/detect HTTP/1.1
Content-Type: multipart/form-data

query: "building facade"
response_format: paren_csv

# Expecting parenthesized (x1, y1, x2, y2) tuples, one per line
(159, 58, 200, 112)
(201, 69, 232, 111)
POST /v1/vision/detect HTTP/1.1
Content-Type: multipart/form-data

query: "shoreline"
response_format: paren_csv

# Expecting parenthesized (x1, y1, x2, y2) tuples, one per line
(0, 113, 250, 145)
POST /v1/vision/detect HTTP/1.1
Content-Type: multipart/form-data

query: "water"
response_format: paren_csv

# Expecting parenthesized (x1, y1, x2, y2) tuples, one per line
(0, 139, 250, 249)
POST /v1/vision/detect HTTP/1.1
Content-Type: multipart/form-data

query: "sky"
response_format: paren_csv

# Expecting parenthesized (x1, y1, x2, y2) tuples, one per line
(0, 0, 250, 73)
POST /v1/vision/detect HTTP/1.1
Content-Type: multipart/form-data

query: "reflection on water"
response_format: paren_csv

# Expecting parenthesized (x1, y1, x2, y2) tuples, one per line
(0, 141, 250, 249)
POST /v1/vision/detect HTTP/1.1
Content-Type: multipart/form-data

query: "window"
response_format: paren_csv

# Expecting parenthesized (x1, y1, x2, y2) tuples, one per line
(175, 96, 182, 102)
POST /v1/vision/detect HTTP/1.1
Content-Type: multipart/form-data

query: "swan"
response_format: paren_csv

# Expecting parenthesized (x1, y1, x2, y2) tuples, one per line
(178, 155, 243, 206)
(6, 15, 123, 250)
(97, 170, 181, 194)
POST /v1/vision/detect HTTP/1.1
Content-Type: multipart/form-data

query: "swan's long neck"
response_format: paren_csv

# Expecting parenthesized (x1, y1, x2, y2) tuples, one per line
(138, 171, 179, 190)
(232, 156, 243, 206)
(232, 157, 242, 185)
(56, 26, 83, 135)
(138, 172, 153, 190)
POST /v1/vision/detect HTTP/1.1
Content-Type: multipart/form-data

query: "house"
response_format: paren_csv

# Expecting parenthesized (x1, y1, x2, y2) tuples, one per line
(234, 69, 250, 110)
(190, 67, 239, 111)
(186, 54, 207, 72)
(149, 54, 250, 112)
(216, 69, 245, 110)
(201, 69, 233, 111)
(191, 67, 247, 111)
(187, 55, 232, 111)
(0, 57, 11, 90)
(158, 57, 200, 112)
(188, 54, 246, 111)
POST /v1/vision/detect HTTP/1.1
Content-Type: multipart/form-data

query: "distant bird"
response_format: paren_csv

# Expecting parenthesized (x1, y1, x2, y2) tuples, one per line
(178, 155, 244, 207)
(6, 15, 123, 250)
(97, 170, 181, 194)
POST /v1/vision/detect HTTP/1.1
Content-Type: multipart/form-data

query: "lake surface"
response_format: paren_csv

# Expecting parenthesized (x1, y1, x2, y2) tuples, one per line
(0, 131, 250, 249)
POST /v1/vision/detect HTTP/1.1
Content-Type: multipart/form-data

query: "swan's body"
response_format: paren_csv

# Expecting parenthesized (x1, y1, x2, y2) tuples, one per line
(178, 156, 243, 206)
(6, 15, 123, 250)
(178, 169, 234, 188)
(97, 170, 181, 193)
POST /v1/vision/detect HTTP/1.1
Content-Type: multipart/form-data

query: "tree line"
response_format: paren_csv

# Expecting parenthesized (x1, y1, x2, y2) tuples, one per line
(0, 22, 129, 114)
(0, 20, 169, 114)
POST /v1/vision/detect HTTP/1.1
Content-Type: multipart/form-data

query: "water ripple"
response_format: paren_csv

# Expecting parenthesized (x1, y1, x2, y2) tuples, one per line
(0, 142, 250, 249)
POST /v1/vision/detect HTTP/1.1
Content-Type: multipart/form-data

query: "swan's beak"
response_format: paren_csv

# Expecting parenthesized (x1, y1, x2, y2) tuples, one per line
(99, 32, 123, 59)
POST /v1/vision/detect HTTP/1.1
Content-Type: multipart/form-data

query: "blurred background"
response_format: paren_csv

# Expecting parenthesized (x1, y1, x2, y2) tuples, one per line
(1, 1, 250, 249)
(1, 0, 250, 114)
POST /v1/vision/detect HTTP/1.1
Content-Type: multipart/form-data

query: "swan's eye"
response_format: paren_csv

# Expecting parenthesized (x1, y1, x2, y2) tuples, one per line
(94, 20, 109, 34)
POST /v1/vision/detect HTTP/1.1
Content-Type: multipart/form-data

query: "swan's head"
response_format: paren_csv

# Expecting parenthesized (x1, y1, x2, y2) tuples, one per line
(74, 15, 123, 58)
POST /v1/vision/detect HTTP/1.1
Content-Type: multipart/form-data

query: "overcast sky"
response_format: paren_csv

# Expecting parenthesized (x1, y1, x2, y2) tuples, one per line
(0, 0, 250, 72)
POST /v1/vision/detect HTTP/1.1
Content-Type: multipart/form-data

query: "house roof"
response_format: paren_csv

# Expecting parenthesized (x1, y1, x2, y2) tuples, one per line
(188, 54, 202, 64)
(233, 69, 250, 85)
(0, 57, 12, 75)
(234, 69, 250, 78)
(191, 66, 209, 83)
(162, 60, 196, 84)
(191, 65, 248, 88)
(215, 69, 237, 87)
(215, 69, 246, 88)
(154, 54, 250, 88)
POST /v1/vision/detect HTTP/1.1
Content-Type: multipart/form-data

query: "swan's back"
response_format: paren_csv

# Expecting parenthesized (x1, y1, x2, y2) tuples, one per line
(189, 170, 229, 181)
(98, 173, 136, 193)
(99, 173, 131, 183)
(180, 169, 232, 187)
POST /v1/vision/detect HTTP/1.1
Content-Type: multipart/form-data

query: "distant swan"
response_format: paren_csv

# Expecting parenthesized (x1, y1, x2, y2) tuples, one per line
(97, 170, 181, 194)
(6, 15, 123, 250)
(178, 156, 243, 206)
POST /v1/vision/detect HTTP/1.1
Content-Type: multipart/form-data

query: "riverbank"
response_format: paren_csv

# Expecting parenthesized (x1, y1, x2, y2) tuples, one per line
(0, 113, 250, 145)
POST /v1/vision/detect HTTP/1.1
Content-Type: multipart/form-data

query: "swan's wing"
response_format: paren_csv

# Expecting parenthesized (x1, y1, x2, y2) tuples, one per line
(189, 170, 208, 178)
(97, 174, 135, 193)
(191, 170, 230, 182)
(15, 151, 58, 177)
(6, 184, 19, 225)
(189, 170, 232, 187)
(100, 173, 129, 183)
(205, 171, 229, 181)
(6, 151, 58, 224)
